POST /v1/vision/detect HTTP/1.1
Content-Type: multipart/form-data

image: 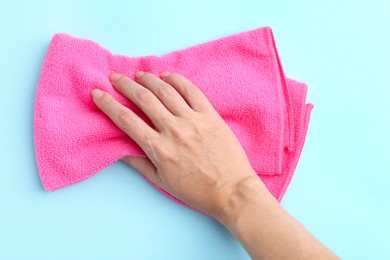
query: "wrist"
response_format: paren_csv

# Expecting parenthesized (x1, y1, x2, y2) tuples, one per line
(215, 174, 275, 227)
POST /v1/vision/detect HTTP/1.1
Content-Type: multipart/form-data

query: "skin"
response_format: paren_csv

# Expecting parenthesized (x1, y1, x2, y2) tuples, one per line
(91, 71, 339, 260)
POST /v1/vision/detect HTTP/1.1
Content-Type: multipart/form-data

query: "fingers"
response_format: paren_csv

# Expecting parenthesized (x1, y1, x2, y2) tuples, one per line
(134, 71, 192, 116)
(91, 89, 158, 147)
(122, 156, 163, 188)
(109, 73, 174, 130)
(160, 72, 213, 112)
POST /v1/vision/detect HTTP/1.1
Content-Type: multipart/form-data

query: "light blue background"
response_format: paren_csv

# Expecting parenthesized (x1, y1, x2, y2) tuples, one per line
(1, 0, 389, 259)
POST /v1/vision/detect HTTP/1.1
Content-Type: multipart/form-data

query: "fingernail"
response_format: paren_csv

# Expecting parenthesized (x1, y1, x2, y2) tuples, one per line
(91, 89, 103, 99)
(109, 72, 122, 82)
(160, 71, 170, 78)
(135, 71, 145, 78)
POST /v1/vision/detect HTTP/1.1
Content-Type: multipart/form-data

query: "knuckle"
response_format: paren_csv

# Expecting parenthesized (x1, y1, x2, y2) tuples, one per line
(135, 89, 153, 103)
(184, 83, 196, 96)
(170, 128, 183, 140)
(157, 84, 174, 98)
(160, 115, 176, 129)
(139, 72, 153, 82)
(114, 75, 130, 88)
(170, 73, 196, 96)
(154, 145, 176, 163)
(116, 109, 134, 130)
(167, 73, 183, 83)
(168, 125, 188, 144)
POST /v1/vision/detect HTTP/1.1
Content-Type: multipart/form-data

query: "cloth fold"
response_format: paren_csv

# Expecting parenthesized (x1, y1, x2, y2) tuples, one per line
(34, 26, 313, 205)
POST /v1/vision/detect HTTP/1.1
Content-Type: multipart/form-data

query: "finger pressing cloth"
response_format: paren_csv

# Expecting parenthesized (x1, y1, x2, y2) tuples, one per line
(34, 27, 313, 205)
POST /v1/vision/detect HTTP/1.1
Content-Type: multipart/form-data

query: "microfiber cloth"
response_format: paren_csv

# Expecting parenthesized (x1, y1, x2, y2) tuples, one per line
(34, 26, 313, 206)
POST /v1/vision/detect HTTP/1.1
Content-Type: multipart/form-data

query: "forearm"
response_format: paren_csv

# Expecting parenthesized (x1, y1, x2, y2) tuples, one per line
(216, 176, 339, 260)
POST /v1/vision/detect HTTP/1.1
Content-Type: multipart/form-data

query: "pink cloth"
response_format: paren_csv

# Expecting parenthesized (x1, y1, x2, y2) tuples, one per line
(34, 26, 313, 206)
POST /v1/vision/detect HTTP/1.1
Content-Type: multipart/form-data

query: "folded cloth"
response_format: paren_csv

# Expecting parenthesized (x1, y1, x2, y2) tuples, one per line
(34, 26, 313, 206)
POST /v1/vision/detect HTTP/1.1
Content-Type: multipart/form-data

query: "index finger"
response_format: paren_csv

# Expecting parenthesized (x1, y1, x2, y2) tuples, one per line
(91, 88, 159, 148)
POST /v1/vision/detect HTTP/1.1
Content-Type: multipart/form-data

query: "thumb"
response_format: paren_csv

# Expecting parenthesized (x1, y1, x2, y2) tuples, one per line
(122, 156, 162, 188)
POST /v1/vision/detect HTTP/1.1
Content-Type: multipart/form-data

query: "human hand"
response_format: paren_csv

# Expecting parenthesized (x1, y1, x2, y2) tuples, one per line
(91, 71, 263, 218)
(91, 71, 338, 259)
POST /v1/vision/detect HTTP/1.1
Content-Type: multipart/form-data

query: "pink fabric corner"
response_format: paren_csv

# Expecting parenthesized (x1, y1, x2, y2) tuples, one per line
(34, 27, 313, 208)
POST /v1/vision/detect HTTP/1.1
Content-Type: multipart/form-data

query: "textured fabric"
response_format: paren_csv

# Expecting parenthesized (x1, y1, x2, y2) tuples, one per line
(34, 26, 313, 205)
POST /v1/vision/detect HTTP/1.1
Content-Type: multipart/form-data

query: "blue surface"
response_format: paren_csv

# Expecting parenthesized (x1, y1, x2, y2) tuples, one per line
(1, 0, 389, 259)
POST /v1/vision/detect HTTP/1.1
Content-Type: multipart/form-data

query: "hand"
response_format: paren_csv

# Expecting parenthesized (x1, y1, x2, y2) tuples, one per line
(91, 71, 338, 259)
(91, 71, 262, 218)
